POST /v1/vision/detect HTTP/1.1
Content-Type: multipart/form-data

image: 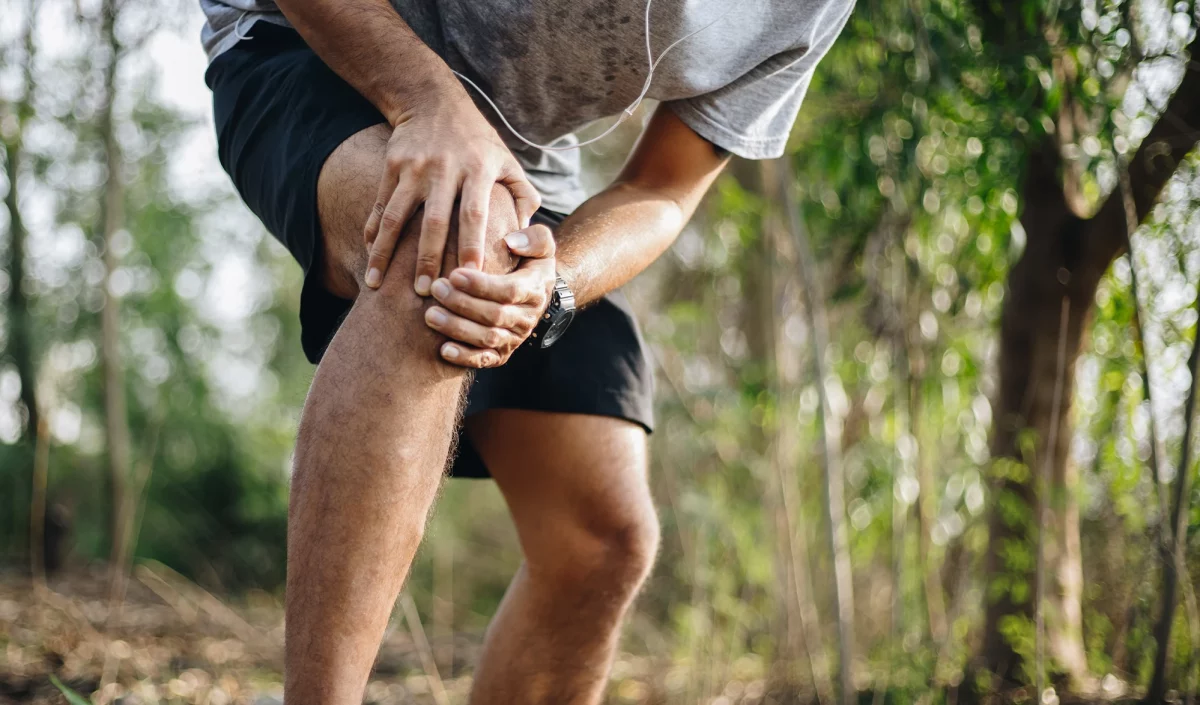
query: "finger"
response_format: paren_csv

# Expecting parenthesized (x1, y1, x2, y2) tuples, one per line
(363, 168, 399, 248)
(439, 341, 502, 369)
(414, 178, 456, 296)
(447, 268, 528, 305)
(365, 178, 420, 288)
(457, 173, 492, 271)
(504, 224, 555, 259)
(500, 163, 541, 229)
(425, 305, 515, 351)
(430, 277, 522, 330)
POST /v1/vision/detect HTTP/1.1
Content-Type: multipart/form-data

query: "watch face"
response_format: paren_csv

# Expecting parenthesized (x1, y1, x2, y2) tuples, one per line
(541, 308, 576, 348)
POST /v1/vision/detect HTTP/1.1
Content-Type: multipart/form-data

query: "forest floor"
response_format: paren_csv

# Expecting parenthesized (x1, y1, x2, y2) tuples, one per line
(0, 567, 1151, 705)
(0, 564, 681, 705)
(2, 564, 487, 705)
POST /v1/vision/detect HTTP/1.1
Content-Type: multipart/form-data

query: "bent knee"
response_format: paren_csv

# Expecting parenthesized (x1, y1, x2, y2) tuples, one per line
(438, 183, 521, 276)
(321, 135, 523, 299)
(368, 184, 519, 299)
(527, 506, 660, 599)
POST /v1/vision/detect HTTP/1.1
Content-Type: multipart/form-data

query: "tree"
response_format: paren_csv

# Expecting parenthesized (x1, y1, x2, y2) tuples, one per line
(2, 0, 40, 567)
(979, 14, 1200, 689)
(93, 0, 136, 600)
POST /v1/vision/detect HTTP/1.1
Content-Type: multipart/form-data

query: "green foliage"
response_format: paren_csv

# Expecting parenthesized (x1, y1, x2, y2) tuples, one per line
(49, 675, 91, 705)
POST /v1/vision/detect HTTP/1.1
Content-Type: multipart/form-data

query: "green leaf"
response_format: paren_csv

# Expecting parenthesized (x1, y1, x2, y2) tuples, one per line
(49, 675, 91, 705)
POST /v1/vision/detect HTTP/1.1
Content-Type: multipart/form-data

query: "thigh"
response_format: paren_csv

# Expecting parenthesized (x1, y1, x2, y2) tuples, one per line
(316, 124, 391, 299)
(465, 410, 653, 556)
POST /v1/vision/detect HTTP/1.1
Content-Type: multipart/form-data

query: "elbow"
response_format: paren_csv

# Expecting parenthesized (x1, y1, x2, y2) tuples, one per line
(609, 179, 690, 233)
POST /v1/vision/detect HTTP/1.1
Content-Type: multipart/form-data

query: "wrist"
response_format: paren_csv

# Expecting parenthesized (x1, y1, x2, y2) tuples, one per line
(378, 68, 465, 126)
(531, 274, 577, 349)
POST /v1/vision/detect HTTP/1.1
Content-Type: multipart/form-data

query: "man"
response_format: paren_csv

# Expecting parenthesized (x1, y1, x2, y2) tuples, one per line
(200, 0, 852, 702)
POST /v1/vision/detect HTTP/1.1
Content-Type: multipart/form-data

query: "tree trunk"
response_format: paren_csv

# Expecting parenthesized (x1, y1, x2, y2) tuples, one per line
(4, 0, 39, 567)
(1146, 278, 1200, 703)
(4, 131, 37, 445)
(980, 27, 1200, 686)
(912, 376, 948, 646)
(781, 169, 857, 705)
(96, 0, 134, 596)
(735, 158, 833, 702)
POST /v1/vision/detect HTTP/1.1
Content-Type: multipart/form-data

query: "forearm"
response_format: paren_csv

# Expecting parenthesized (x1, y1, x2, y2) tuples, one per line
(554, 182, 692, 307)
(274, 0, 456, 124)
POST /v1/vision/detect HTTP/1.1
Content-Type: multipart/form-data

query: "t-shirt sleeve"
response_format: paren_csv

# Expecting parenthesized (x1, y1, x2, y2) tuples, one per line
(666, 0, 854, 159)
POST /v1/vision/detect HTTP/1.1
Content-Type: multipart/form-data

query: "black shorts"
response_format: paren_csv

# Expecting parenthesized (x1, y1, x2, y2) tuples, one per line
(205, 24, 654, 478)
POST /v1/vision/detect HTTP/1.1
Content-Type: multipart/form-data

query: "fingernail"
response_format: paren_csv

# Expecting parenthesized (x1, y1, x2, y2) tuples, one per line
(431, 278, 451, 299)
(441, 343, 459, 359)
(415, 275, 432, 295)
(426, 308, 447, 326)
(505, 232, 529, 250)
(450, 271, 470, 287)
(366, 268, 381, 288)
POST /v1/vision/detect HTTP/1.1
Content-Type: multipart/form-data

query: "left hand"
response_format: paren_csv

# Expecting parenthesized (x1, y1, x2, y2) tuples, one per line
(424, 224, 557, 368)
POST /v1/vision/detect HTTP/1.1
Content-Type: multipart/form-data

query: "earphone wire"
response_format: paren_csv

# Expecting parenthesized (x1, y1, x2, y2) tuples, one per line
(451, 0, 737, 152)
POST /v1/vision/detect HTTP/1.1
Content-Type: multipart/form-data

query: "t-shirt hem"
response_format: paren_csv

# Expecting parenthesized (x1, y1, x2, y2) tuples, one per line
(204, 13, 292, 62)
(667, 101, 789, 160)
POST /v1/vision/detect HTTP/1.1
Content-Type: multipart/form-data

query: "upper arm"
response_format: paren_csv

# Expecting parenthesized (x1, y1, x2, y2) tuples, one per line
(616, 105, 731, 213)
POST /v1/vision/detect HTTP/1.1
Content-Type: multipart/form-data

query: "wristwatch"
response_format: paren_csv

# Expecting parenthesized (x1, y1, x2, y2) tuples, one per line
(531, 275, 576, 348)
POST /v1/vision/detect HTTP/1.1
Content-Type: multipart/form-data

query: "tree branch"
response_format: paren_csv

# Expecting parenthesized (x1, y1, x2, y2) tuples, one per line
(1088, 30, 1200, 262)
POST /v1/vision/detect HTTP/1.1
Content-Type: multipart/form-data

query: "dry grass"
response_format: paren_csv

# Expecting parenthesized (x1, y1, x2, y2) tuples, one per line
(0, 566, 469, 705)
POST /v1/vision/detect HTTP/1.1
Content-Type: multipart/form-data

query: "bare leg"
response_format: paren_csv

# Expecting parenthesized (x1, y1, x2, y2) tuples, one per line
(284, 125, 517, 705)
(466, 410, 660, 705)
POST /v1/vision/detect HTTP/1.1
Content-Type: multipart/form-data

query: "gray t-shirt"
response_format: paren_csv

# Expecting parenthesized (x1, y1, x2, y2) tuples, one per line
(200, 0, 853, 213)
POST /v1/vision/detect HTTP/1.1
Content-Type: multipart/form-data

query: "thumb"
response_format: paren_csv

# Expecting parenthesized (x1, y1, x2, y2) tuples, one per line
(504, 224, 555, 259)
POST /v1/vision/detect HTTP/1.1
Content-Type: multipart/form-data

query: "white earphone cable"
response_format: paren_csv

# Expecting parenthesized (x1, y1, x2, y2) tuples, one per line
(451, 0, 737, 152)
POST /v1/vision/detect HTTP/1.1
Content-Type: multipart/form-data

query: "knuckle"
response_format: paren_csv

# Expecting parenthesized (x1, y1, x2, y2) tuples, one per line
(415, 253, 441, 268)
(380, 211, 404, 230)
(421, 158, 451, 179)
(423, 213, 450, 232)
(536, 227, 556, 253)
(370, 237, 394, 258)
(483, 329, 503, 349)
(488, 306, 510, 327)
(462, 205, 488, 223)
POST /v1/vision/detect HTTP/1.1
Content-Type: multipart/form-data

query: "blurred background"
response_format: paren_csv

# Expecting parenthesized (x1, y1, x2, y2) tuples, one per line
(2, 0, 1200, 703)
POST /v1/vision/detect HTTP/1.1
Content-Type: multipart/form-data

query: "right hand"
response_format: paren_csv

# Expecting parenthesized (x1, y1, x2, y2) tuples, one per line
(424, 225, 558, 369)
(362, 84, 541, 294)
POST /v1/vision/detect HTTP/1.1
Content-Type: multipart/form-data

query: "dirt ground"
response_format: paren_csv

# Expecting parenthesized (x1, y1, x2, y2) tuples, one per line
(0, 564, 498, 705)
(1, 567, 1155, 705)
